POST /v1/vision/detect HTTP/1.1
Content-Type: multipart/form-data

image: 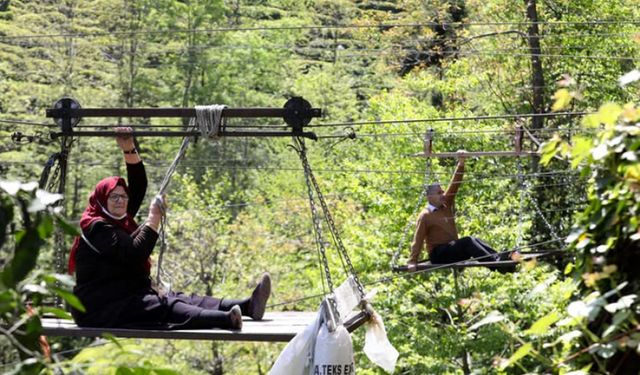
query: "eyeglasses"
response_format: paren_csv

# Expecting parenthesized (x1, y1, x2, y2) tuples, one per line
(108, 193, 129, 202)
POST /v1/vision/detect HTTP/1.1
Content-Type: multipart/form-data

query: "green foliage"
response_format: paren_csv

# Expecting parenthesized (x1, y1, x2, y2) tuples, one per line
(0, 181, 78, 373)
(1, 0, 639, 373)
(510, 97, 640, 372)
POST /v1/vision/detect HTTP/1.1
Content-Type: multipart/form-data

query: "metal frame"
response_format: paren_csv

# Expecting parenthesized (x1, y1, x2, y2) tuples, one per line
(413, 125, 538, 158)
(46, 97, 321, 140)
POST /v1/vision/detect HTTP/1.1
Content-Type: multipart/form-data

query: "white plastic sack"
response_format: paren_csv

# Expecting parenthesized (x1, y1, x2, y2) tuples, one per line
(334, 276, 361, 320)
(312, 324, 355, 375)
(269, 311, 322, 375)
(363, 309, 398, 374)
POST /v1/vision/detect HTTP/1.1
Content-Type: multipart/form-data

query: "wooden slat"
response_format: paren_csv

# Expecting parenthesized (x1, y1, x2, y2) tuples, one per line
(41, 311, 316, 342)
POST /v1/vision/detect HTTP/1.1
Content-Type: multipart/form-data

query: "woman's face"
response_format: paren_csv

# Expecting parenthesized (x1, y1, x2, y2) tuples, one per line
(106, 186, 129, 217)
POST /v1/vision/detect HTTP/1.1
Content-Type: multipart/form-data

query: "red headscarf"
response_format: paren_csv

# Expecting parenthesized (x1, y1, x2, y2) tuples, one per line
(68, 176, 149, 273)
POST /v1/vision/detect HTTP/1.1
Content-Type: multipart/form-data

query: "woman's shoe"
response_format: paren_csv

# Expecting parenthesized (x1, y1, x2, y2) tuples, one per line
(248, 272, 271, 320)
(229, 305, 243, 330)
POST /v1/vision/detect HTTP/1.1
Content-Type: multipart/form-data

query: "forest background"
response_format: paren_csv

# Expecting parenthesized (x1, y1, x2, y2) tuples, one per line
(1, 0, 639, 374)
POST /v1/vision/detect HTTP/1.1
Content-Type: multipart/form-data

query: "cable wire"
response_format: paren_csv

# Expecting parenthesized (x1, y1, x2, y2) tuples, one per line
(1, 20, 639, 40)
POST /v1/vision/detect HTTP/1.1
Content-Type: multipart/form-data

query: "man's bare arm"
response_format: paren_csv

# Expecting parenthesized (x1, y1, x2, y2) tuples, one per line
(444, 150, 466, 207)
(408, 212, 428, 269)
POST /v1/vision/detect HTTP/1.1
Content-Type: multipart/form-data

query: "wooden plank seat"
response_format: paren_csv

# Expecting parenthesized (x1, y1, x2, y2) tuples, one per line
(41, 311, 316, 342)
(40, 309, 372, 342)
(392, 251, 564, 273)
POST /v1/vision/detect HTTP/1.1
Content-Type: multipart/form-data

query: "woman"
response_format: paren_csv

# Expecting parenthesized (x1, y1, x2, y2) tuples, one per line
(70, 127, 270, 330)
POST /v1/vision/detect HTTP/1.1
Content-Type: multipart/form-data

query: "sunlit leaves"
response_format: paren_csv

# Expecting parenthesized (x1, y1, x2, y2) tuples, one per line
(570, 137, 593, 168)
(498, 343, 532, 370)
(469, 310, 505, 331)
(551, 89, 573, 112)
(525, 311, 560, 335)
(540, 134, 562, 165)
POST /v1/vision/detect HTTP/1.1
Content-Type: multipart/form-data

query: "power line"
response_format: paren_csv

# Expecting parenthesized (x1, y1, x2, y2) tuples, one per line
(310, 111, 591, 128)
(5, 111, 598, 135)
(8, 35, 640, 53)
(0, 118, 52, 126)
(1, 20, 639, 41)
(2, 158, 582, 181)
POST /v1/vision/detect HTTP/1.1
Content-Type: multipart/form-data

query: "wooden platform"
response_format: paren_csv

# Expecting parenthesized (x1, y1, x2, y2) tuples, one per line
(41, 311, 316, 342)
(393, 251, 563, 273)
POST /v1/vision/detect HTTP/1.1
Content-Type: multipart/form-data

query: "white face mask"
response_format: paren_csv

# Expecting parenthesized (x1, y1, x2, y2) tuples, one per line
(99, 203, 127, 220)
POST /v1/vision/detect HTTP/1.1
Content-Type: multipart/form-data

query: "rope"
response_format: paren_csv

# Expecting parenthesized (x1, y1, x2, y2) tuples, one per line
(195, 104, 226, 140)
(154, 105, 225, 286)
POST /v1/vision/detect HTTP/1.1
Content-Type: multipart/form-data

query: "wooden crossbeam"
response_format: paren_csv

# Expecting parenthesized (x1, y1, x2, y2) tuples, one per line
(415, 125, 539, 158)
(413, 150, 538, 158)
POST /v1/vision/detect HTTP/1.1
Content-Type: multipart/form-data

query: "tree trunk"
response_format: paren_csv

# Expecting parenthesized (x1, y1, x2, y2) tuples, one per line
(525, 0, 545, 130)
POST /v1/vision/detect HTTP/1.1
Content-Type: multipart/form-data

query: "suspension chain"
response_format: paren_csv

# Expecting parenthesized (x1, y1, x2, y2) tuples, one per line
(295, 138, 335, 296)
(516, 158, 525, 248)
(295, 137, 365, 299)
(523, 181, 561, 241)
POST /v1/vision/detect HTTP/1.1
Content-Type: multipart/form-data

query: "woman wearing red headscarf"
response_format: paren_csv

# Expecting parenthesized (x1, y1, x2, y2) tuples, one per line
(70, 128, 270, 330)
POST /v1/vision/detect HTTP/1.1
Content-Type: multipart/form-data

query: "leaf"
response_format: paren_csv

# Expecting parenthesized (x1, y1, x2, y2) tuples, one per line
(21, 283, 49, 295)
(592, 143, 609, 161)
(42, 306, 73, 320)
(604, 294, 637, 313)
(594, 343, 617, 358)
(564, 263, 574, 275)
(37, 215, 54, 239)
(571, 136, 593, 168)
(582, 113, 602, 129)
(567, 301, 589, 318)
(0, 181, 38, 196)
(598, 103, 623, 128)
(624, 164, 640, 182)
(3, 231, 43, 288)
(469, 310, 505, 331)
(35, 189, 63, 206)
(525, 311, 560, 335)
(499, 343, 533, 370)
(43, 273, 75, 288)
(0, 195, 14, 249)
(540, 134, 562, 165)
(52, 287, 85, 312)
(552, 89, 573, 111)
(619, 69, 640, 87)
(558, 330, 582, 343)
(153, 369, 180, 375)
(54, 215, 80, 236)
(116, 367, 139, 375)
(102, 333, 124, 350)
